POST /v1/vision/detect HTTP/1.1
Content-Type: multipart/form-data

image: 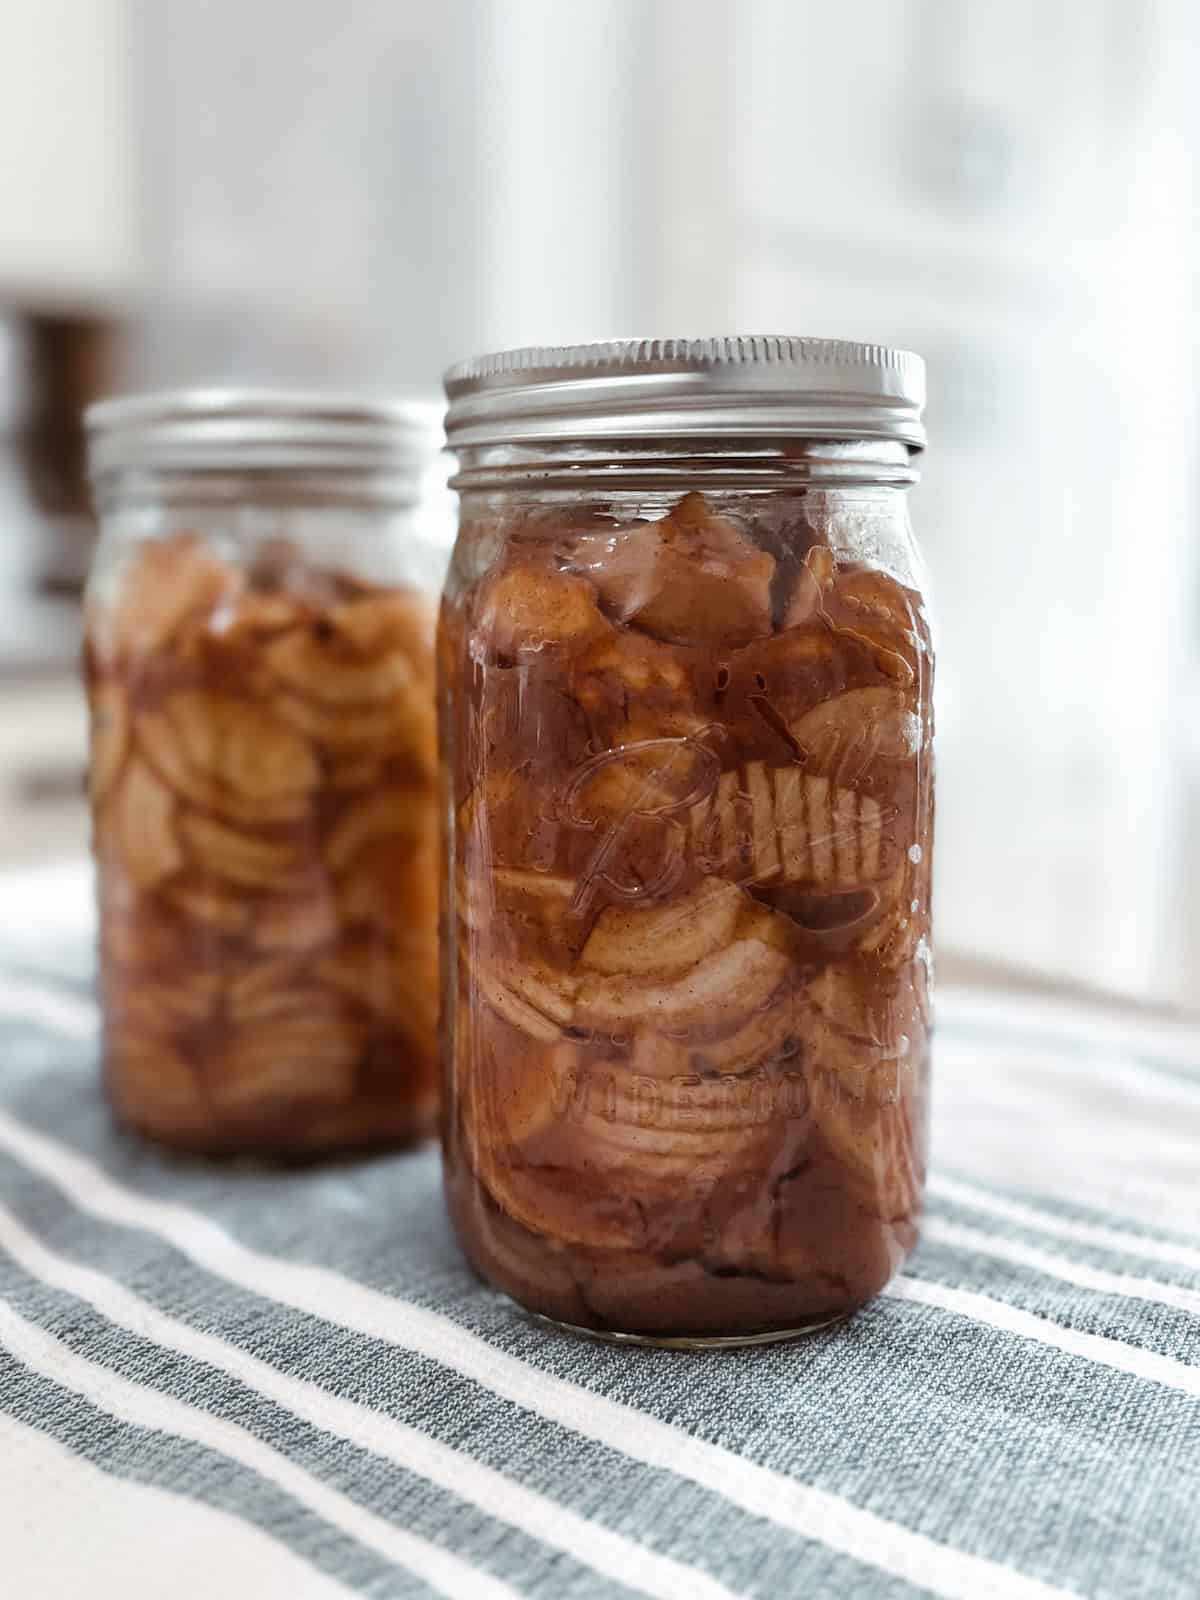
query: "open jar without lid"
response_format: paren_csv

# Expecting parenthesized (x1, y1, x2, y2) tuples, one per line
(84, 389, 449, 1157)
(439, 338, 934, 1345)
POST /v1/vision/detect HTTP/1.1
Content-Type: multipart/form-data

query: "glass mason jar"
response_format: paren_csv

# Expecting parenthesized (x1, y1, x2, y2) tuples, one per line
(83, 391, 449, 1157)
(439, 338, 934, 1345)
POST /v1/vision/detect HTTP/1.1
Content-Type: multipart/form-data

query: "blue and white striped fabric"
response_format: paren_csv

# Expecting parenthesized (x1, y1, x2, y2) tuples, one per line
(1, 861, 1198, 1600)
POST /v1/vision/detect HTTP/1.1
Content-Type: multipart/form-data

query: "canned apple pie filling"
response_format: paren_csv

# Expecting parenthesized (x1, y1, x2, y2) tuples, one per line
(439, 338, 934, 1344)
(84, 391, 446, 1157)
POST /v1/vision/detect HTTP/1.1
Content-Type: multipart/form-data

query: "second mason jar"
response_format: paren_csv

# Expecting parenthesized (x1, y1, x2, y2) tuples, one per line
(84, 391, 448, 1157)
(440, 338, 934, 1344)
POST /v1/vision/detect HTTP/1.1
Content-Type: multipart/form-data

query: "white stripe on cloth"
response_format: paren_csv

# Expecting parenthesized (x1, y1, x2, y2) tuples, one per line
(932, 1035, 1200, 1236)
(0, 1202, 746, 1600)
(936, 1030, 1200, 1117)
(0, 1410, 355, 1600)
(886, 1278, 1200, 1395)
(0, 1106, 1084, 1600)
(939, 987, 1200, 1077)
(928, 1173, 1200, 1277)
(0, 1300, 520, 1600)
(920, 1218, 1200, 1321)
(0, 977, 96, 1042)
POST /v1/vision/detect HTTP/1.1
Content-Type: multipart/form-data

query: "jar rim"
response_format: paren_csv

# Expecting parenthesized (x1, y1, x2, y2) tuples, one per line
(85, 387, 443, 482)
(443, 336, 926, 452)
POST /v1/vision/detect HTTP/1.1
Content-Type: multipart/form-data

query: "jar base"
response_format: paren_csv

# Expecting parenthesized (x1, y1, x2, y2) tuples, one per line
(525, 1307, 853, 1350)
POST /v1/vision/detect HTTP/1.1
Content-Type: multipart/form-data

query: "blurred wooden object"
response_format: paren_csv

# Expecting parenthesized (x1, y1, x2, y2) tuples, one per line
(20, 314, 122, 594)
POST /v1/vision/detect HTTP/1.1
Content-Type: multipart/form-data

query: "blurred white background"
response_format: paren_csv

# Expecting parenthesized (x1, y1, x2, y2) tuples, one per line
(1, 0, 1198, 1008)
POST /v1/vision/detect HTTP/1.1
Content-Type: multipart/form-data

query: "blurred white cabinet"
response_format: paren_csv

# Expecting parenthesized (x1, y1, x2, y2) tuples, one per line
(0, 0, 140, 309)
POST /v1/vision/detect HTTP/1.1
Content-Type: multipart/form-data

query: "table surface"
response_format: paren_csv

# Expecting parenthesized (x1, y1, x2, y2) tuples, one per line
(1, 865, 1198, 1600)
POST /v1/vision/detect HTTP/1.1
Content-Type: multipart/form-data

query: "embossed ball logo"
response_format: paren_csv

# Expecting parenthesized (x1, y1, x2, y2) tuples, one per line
(561, 733, 724, 914)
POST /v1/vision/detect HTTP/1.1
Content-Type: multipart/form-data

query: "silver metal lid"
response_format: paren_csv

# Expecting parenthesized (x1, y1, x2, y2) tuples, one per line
(85, 388, 442, 480)
(443, 336, 926, 451)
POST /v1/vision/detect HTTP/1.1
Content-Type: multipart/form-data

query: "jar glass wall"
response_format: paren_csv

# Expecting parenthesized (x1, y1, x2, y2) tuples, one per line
(84, 392, 447, 1158)
(438, 342, 934, 1344)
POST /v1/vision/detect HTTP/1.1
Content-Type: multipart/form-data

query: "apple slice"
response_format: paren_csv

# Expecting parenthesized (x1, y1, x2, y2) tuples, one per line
(578, 877, 745, 978)
(573, 492, 775, 646)
(577, 936, 791, 1031)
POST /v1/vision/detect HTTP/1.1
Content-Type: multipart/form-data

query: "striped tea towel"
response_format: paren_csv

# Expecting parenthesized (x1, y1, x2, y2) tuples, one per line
(0, 861, 1198, 1600)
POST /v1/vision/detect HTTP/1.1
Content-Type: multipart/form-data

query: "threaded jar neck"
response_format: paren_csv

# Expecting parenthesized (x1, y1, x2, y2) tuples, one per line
(449, 437, 919, 494)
